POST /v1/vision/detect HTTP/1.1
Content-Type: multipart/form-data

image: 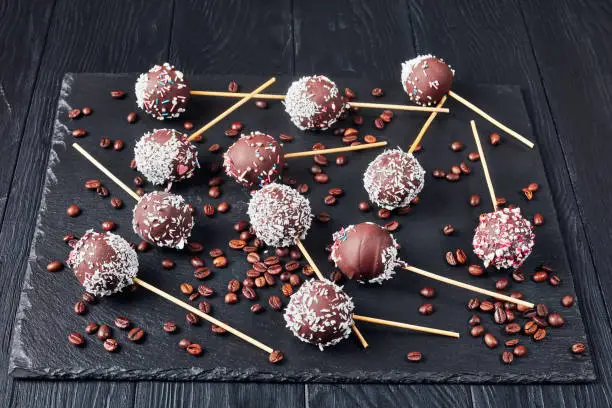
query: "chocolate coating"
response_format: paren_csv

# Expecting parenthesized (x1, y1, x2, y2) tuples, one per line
(135, 62, 190, 120)
(284, 75, 348, 130)
(223, 132, 284, 189)
(67, 230, 138, 297)
(247, 183, 312, 248)
(331, 222, 401, 284)
(401, 55, 454, 106)
(363, 149, 425, 210)
(284, 279, 354, 350)
(473, 207, 535, 270)
(132, 191, 194, 249)
(134, 129, 199, 186)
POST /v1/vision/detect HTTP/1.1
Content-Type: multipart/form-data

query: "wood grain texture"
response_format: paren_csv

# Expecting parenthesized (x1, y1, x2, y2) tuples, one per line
(10, 381, 134, 408)
(1, 0, 173, 407)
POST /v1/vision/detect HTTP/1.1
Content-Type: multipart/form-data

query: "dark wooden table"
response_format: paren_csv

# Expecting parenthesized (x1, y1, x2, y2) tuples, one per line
(2, 1, 611, 406)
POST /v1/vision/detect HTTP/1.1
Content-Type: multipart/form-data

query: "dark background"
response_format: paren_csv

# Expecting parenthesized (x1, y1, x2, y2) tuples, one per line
(1, 0, 610, 407)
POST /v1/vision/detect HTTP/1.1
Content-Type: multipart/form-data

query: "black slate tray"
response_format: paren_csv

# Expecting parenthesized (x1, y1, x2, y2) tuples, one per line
(9, 73, 594, 383)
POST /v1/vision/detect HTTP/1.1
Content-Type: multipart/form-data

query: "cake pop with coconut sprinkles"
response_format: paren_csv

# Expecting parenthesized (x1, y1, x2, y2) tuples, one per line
(284, 75, 348, 130)
(132, 191, 195, 249)
(135, 63, 190, 120)
(401, 55, 454, 106)
(223, 131, 285, 190)
(473, 207, 535, 270)
(284, 279, 355, 350)
(134, 129, 199, 186)
(363, 148, 425, 210)
(247, 183, 312, 248)
(331, 222, 401, 284)
(68, 230, 139, 297)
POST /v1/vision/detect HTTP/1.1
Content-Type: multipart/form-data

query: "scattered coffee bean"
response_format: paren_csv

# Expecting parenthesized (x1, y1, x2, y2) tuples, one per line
(114, 316, 131, 329)
(127, 112, 138, 123)
(269, 295, 282, 310)
(97, 324, 111, 340)
(524, 321, 538, 335)
(198, 301, 211, 314)
(468, 314, 481, 326)
(161, 259, 175, 270)
(533, 213, 544, 226)
(269, 350, 284, 364)
(217, 201, 230, 213)
(471, 325, 485, 337)
(178, 338, 191, 349)
(490, 133, 501, 145)
(501, 351, 514, 364)
(68, 108, 82, 119)
(432, 169, 446, 178)
(213, 256, 228, 268)
(548, 313, 565, 327)
(74, 301, 86, 315)
(371, 87, 384, 97)
(113, 139, 124, 151)
(68, 332, 85, 346)
(335, 155, 347, 166)
(208, 186, 221, 198)
(103, 338, 119, 352)
(186, 312, 200, 325)
(445, 251, 457, 266)
(562, 295, 574, 308)
(316, 212, 331, 223)
(255, 100, 268, 109)
(82, 292, 96, 304)
(571, 343, 586, 354)
(225, 292, 239, 304)
(467, 298, 480, 310)
(533, 270, 548, 282)
(314, 173, 329, 184)
(455, 249, 468, 265)
(194, 267, 212, 280)
(442, 224, 455, 236)
(163, 321, 177, 333)
(251, 303, 264, 314)
(533, 328, 546, 341)
(227, 80, 239, 92)
(548, 274, 561, 286)
(85, 322, 99, 334)
(495, 278, 509, 290)
(484, 333, 498, 348)
(66, 204, 81, 217)
(186, 343, 203, 356)
(358, 201, 371, 212)
(110, 90, 126, 99)
(446, 173, 460, 182)
(407, 351, 423, 362)
(72, 128, 87, 138)
(512, 270, 525, 282)
(468, 152, 480, 161)
(450, 141, 465, 152)
(418, 303, 434, 316)
(494, 306, 507, 324)
(505, 338, 519, 347)
(479, 301, 494, 312)
(128, 327, 145, 342)
(451, 165, 462, 175)
(47, 260, 63, 272)
(101, 220, 116, 231)
(83, 107, 93, 116)
(536, 303, 549, 317)
(469, 194, 481, 207)
(180, 283, 194, 295)
(197, 285, 214, 297)
(505, 323, 521, 334)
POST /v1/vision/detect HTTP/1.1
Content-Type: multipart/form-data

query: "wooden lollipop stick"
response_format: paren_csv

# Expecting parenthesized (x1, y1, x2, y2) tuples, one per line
(134, 278, 275, 354)
(295, 239, 370, 348)
(73, 143, 140, 201)
(404, 265, 534, 309)
(408, 95, 447, 154)
(187, 77, 277, 142)
(470, 120, 497, 210)
(190, 90, 449, 113)
(352, 314, 460, 339)
(284, 141, 387, 159)
(449, 90, 534, 149)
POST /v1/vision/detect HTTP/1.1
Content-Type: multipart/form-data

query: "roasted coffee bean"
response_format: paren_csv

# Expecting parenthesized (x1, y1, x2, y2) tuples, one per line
(232, 221, 249, 233)
(197, 285, 214, 297)
(373, 117, 385, 129)
(459, 162, 471, 174)
(495, 277, 509, 290)
(128, 327, 145, 342)
(407, 351, 422, 362)
(208, 186, 221, 198)
(198, 301, 211, 314)
(97, 324, 111, 340)
(224, 279, 240, 293)
(126, 112, 138, 123)
(101, 220, 116, 231)
(269, 295, 282, 310)
(455, 249, 467, 265)
(571, 343, 586, 354)
(548, 274, 561, 286)
(114, 316, 131, 329)
(110, 90, 126, 99)
(548, 313, 565, 327)
(364, 134, 377, 144)
(229, 239, 247, 250)
(281, 283, 293, 297)
(533, 270, 548, 282)
(314, 173, 329, 184)
(186, 343, 203, 356)
(467, 298, 480, 310)
(384, 220, 399, 231)
(432, 169, 446, 178)
(469, 194, 481, 207)
(47, 260, 63, 272)
(110, 140, 125, 152)
(445, 251, 457, 266)
(327, 270, 342, 283)
(302, 264, 315, 277)
(531, 316, 547, 328)
(250, 303, 264, 314)
(533, 213, 544, 226)
(136, 241, 150, 253)
(512, 270, 525, 282)
(266, 349, 283, 364)
(213, 256, 228, 268)
(68, 332, 85, 346)
(85, 322, 99, 334)
(66, 204, 81, 217)
(562, 295, 575, 307)
(442, 224, 455, 236)
(506, 309, 516, 322)
(186, 312, 200, 325)
(446, 173, 460, 181)
(296, 183, 309, 194)
(468, 314, 481, 326)
(522, 188, 534, 200)
(97, 137, 111, 150)
(524, 321, 538, 335)
(178, 338, 191, 349)
(323, 195, 336, 206)
(215, 201, 230, 213)
(74, 301, 86, 315)
(358, 201, 371, 212)
(206, 143, 220, 153)
(72, 128, 87, 138)
(82, 292, 96, 304)
(494, 306, 507, 324)
(246, 252, 261, 263)
(85, 179, 101, 190)
(514, 345, 527, 357)
(480, 301, 494, 312)
(225, 292, 239, 304)
(188, 293, 200, 302)
(242, 286, 257, 301)
(96, 185, 109, 198)
(69, 108, 82, 119)
(194, 267, 212, 280)
(490, 133, 501, 145)
(283, 261, 298, 273)
(267, 264, 282, 276)
(163, 321, 177, 333)
(505, 338, 519, 347)
(316, 212, 331, 223)
(451, 165, 462, 175)
(533, 328, 546, 341)
(484, 333, 498, 348)
(371, 87, 384, 97)
(450, 141, 465, 152)
(263, 272, 275, 287)
(470, 325, 485, 337)
(536, 303, 549, 317)
(279, 272, 290, 282)
(335, 155, 347, 166)
(419, 287, 435, 299)
(255, 100, 268, 109)
(501, 351, 514, 364)
(224, 128, 239, 137)
(418, 303, 434, 316)
(505, 323, 521, 334)
(180, 283, 194, 295)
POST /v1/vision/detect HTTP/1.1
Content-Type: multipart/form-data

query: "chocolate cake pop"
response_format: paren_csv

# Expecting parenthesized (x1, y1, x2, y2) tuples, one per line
(67, 230, 138, 297)
(284, 75, 348, 130)
(132, 191, 194, 249)
(135, 62, 190, 120)
(284, 279, 354, 350)
(247, 183, 312, 248)
(331, 222, 401, 284)
(134, 129, 199, 186)
(223, 131, 285, 190)
(401, 55, 454, 106)
(363, 148, 425, 210)
(472, 207, 535, 270)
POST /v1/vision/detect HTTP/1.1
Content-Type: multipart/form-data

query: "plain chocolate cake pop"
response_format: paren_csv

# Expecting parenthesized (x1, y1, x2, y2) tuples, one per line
(284, 279, 354, 350)
(472, 207, 535, 270)
(67, 230, 138, 297)
(331, 222, 401, 284)
(223, 131, 285, 190)
(247, 183, 312, 248)
(401, 55, 454, 106)
(363, 148, 425, 210)
(132, 191, 194, 249)
(134, 129, 199, 186)
(284, 75, 348, 130)
(135, 63, 190, 120)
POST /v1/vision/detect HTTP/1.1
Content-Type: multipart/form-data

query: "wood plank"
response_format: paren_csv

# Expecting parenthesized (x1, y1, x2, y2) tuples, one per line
(0, 0, 173, 407)
(10, 381, 134, 408)
(293, 1, 470, 406)
(410, 0, 612, 406)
